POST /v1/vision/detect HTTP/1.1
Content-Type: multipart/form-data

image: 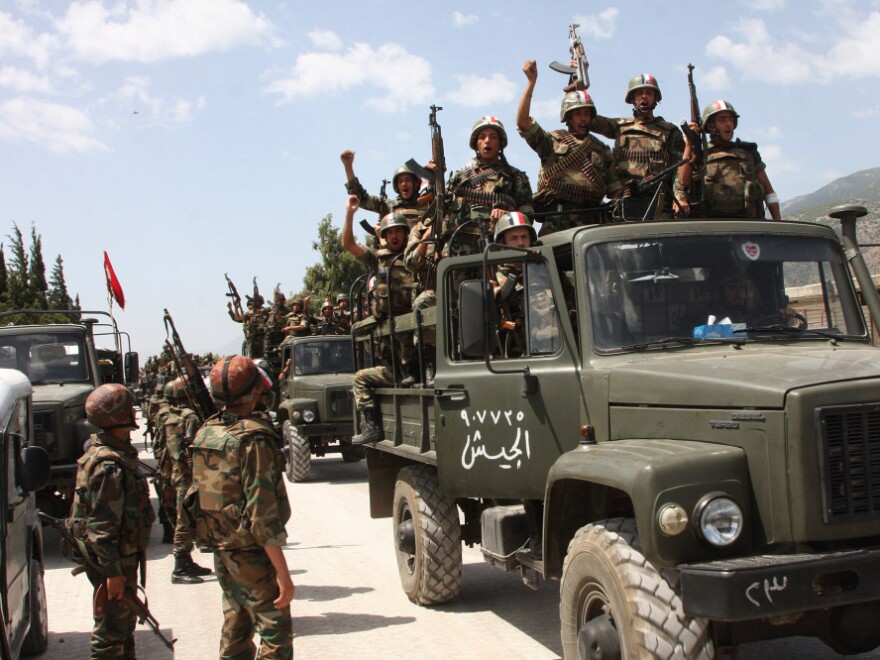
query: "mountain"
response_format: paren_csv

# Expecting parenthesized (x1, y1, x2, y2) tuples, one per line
(781, 167, 880, 215)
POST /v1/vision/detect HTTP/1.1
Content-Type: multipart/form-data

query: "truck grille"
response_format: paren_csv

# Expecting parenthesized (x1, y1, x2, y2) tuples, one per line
(328, 388, 353, 419)
(34, 410, 58, 453)
(817, 403, 880, 523)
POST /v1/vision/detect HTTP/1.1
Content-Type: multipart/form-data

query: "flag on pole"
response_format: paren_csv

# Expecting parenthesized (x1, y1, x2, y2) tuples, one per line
(103, 251, 125, 309)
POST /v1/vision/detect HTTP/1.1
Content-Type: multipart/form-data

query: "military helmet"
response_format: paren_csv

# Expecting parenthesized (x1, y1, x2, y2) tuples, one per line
(494, 211, 537, 244)
(163, 381, 175, 398)
(560, 90, 596, 123)
(625, 73, 662, 104)
(392, 164, 420, 194)
(321, 298, 334, 312)
(378, 212, 410, 238)
(291, 296, 304, 308)
(209, 355, 260, 406)
(169, 377, 188, 402)
(336, 293, 349, 303)
(469, 116, 508, 150)
(86, 383, 136, 428)
(702, 99, 739, 129)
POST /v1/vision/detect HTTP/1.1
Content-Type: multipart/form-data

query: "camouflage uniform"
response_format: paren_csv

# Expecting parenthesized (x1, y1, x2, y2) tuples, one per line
(191, 411, 293, 659)
(333, 308, 351, 335)
(166, 405, 200, 558)
(519, 119, 621, 231)
(697, 140, 768, 218)
(151, 399, 177, 540)
(592, 114, 684, 219)
(445, 158, 534, 255)
(345, 177, 431, 228)
(359, 245, 415, 321)
(70, 431, 155, 658)
(352, 365, 394, 413)
(285, 309, 313, 338)
(404, 224, 438, 371)
(247, 307, 270, 359)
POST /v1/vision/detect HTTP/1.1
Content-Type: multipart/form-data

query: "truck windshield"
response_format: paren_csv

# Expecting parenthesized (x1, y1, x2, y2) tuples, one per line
(0, 332, 90, 384)
(293, 340, 354, 375)
(586, 234, 866, 351)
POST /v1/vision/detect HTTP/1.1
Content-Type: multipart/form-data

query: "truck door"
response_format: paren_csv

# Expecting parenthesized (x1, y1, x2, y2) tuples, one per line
(2, 398, 30, 651)
(434, 257, 582, 500)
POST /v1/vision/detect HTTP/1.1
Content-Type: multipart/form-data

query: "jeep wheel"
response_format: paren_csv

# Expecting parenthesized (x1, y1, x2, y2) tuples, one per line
(340, 444, 364, 462)
(21, 557, 49, 654)
(393, 465, 461, 605)
(283, 420, 311, 482)
(560, 517, 713, 660)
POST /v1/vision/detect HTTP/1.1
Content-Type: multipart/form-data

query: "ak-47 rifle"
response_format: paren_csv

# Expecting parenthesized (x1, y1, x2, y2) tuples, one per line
(252, 277, 261, 305)
(38, 512, 176, 651)
(428, 105, 447, 228)
(163, 309, 217, 423)
(685, 64, 708, 204)
(225, 273, 243, 319)
(549, 23, 589, 91)
(379, 178, 390, 203)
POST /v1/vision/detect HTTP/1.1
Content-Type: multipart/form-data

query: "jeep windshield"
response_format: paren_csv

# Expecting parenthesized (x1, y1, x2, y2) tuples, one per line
(586, 233, 867, 352)
(293, 340, 354, 375)
(0, 332, 90, 384)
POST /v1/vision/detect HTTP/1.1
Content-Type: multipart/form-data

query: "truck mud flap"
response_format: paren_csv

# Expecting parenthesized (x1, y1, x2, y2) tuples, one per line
(679, 548, 880, 621)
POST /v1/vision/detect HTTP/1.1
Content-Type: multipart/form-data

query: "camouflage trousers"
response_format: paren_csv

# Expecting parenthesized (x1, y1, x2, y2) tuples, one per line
(215, 546, 293, 660)
(352, 366, 393, 413)
(86, 557, 139, 659)
(153, 477, 177, 530)
(173, 478, 195, 556)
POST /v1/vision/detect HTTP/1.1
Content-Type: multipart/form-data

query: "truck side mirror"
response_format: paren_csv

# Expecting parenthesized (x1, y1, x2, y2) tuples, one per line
(124, 351, 139, 384)
(20, 445, 50, 493)
(459, 280, 495, 358)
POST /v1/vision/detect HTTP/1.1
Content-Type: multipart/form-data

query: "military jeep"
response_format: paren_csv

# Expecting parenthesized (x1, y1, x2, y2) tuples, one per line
(275, 334, 361, 482)
(355, 206, 880, 658)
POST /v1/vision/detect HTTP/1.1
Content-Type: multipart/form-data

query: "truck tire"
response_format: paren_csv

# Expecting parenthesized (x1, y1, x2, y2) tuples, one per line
(283, 420, 311, 482)
(560, 517, 713, 660)
(393, 465, 461, 605)
(21, 557, 49, 655)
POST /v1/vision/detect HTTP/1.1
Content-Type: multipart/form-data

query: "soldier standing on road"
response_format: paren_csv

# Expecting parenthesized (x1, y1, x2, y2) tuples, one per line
(341, 150, 431, 228)
(164, 378, 213, 584)
(152, 381, 177, 544)
(675, 100, 782, 221)
(191, 355, 294, 659)
(517, 60, 621, 233)
(70, 383, 155, 659)
(591, 74, 685, 220)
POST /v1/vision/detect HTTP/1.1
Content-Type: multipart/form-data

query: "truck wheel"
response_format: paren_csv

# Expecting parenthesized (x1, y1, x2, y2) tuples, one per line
(560, 518, 713, 660)
(340, 444, 364, 462)
(393, 465, 461, 605)
(283, 420, 311, 482)
(21, 558, 49, 654)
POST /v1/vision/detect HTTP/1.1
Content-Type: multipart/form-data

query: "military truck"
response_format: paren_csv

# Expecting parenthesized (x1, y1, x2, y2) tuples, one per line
(275, 334, 362, 482)
(0, 369, 51, 658)
(0, 311, 138, 517)
(353, 206, 880, 658)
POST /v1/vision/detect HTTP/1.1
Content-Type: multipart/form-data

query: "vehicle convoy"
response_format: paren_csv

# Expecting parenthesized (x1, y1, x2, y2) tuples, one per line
(0, 369, 51, 659)
(0, 310, 138, 517)
(353, 205, 880, 658)
(275, 334, 362, 482)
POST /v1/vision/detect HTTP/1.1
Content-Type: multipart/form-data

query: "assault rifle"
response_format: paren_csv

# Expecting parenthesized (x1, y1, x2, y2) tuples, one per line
(251, 277, 261, 305)
(549, 23, 589, 91)
(38, 512, 176, 651)
(225, 273, 243, 319)
(428, 105, 447, 229)
(163, 309, 217, 423)
(685, 64, 708, 204)
(379, 178, 390, 202)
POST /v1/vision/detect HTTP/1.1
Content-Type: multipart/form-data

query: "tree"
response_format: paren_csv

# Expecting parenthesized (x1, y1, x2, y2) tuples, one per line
(48, 255, 79, 321)
(0, 244, 8, 310)
(27, 226, 48, 310)
(6, 224, 29, 309)
(300, 213, 367, 311)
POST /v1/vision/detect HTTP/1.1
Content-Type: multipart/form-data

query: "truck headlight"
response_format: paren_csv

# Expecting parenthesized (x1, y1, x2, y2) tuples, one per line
(302, 410, 316, 423)
(695, 494, 742, 547)
(657, 503, 689, 537)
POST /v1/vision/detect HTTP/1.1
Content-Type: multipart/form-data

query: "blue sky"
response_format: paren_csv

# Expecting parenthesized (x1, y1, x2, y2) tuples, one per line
(1, 0, 878, 357)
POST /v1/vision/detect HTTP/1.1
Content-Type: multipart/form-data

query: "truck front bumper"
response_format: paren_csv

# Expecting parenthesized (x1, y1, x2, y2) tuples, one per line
(679, 548, 880, 621)
(294, 422, 353, 439)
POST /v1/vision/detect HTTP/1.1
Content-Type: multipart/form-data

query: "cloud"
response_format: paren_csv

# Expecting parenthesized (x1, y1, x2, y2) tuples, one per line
(740, 0, 788, 10)
(530, 96, 561, 123)
(308, 28, 342, 50)
(264, 41, 434, 113)
(0, 66, 52, 93)
(0, 11, 59, 69)
(822, 11, 880, 78)
(573, 8, 618, 40)
(56, 0, 275, 64)
(853, 104, 880, 119)
(108, 76, 205, 124)
(446, 73, 516, 108)
(0, 96, 108, 152)
(706, 18, 814, 83)
(758, 144, 798, 174)
(699, 66, 731, 92)
(452, 11, 479, 28)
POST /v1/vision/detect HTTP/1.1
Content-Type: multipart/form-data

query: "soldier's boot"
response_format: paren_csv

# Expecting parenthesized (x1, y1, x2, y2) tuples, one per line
(351, 408, 384, 446)
(181, 554, 212, 577)
(399, 360, 421, 387)
(171, 553, 206, 584)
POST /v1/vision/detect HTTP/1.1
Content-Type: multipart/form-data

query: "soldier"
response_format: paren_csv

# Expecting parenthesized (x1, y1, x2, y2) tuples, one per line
(190, 356, 293, 659)
(283, 296, 313, 338)
(333, 294, 352, 334)
(164, 378, 213, 584)
(445, 116, 533, 254)
(340, 150, 431, 228)
(491, 212, 538, 358)
(591, 73, 685, 220)
(517, 60, 621, 233)
(316, 298, 340, 335)
(70, 383, 155, 658)
(152, 381, 177, 543)
(675, 100, 782, 221)
(247, 298, 270, 359)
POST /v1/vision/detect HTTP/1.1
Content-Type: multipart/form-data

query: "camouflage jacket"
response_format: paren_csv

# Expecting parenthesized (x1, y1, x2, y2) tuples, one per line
(404, 221, 438, 293)
(345, 176, 431, 227)
(700, 139, 766, 218)
(165, 405, 200, 487)
(286, 311, 314, 337)
(446, 157, 534, 235)
(153, 402, 174, 478)
(69, 432, 155, 577)
(360, 246, 415, 318)
(519, 120, 622, 206)
(191, 411, 290, 550)
(591, 115, 684, 191)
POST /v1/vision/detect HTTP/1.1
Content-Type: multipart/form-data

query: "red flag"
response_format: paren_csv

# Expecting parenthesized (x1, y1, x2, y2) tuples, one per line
(103, 251, 125, 309)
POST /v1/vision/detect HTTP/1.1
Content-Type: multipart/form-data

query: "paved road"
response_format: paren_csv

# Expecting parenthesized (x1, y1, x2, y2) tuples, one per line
(37, 428, 880, 659)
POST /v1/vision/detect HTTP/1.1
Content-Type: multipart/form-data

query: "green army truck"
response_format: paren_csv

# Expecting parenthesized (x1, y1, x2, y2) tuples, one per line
(0, 311, 138, 517)
(276, 334, 362, 482)
(353, 206, 880, 658)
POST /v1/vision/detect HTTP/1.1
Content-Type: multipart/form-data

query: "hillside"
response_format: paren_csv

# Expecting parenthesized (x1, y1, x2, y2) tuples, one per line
(781, 167, 880, 215)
